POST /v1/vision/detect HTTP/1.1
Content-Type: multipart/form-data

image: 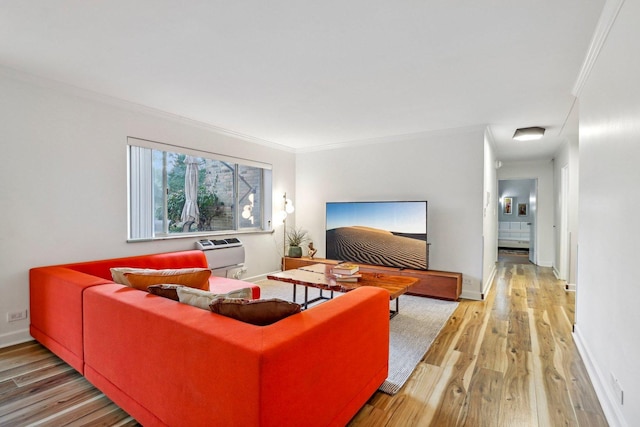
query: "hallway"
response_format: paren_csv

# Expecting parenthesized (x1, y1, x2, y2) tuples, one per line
(350, 257, 607, 426)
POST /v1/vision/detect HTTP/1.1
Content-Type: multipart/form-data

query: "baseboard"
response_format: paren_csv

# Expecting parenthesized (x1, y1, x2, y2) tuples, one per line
(566, 283, 576, 292)
(245, 271, 280, 283)
(0, 328, 32, 349)
(482, 264, 497, 299)
(573, 325, 627, 427)
(553, 267, 560, 279)
(460, 289, 483, 301)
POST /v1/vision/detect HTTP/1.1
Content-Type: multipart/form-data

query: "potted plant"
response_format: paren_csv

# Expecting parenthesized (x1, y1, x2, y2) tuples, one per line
(286, 227, 309, 258)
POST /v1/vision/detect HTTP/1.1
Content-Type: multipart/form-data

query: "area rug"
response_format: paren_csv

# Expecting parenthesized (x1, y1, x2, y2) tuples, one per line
(256, 279, 459, 395)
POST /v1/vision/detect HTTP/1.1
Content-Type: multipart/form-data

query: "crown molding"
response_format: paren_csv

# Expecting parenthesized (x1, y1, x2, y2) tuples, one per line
(0, 65, 295, 153)
(1, 64, 490, 155)
(295, 124, 488, 153)
(484, 126, 498, 151)
(572, 0, 626, 97)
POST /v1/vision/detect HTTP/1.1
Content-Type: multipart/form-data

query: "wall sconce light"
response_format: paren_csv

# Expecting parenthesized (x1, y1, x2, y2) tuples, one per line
(513, 127, 545, 141)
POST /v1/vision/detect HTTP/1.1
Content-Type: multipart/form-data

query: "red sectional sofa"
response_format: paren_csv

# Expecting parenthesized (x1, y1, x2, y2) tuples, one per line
(29, 250, 390, 426)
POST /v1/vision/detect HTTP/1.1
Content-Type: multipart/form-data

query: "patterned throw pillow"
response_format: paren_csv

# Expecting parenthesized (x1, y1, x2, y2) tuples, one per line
(176, 286, 253, 310)
(209, 298, 301, 326)
(110, 267, 211, 291)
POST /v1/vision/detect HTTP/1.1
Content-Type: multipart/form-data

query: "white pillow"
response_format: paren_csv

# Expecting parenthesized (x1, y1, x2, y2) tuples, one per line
(176, 286, 253, 310)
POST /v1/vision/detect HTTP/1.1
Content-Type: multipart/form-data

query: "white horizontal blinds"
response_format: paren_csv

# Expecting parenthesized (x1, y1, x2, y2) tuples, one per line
(127, 137, 272, 170)
(128, 146, 154, 240)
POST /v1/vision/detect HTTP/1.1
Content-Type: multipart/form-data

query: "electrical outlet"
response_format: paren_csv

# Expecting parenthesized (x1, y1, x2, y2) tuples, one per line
(611, 373, 624, 405)
(7, 310, 28, 323)
(462, 277, 472, 286)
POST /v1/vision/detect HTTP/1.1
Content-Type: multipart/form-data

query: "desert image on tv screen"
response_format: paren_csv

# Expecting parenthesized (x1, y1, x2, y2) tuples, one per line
(326, 201, 428, 270)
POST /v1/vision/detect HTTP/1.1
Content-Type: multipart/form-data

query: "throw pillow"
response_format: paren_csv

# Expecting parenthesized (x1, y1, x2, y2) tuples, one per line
(113, 268, 211, 291)
(209, 298, 301, 326)
(176, 286, 253, 310)
(147, 284, 184, 301)
(111, 267, 210, 287)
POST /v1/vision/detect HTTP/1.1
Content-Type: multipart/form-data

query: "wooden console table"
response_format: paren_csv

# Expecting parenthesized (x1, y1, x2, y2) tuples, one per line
(282, 257, 462, 301)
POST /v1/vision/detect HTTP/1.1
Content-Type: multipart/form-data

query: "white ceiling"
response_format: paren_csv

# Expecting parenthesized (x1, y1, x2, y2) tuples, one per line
(0, 1, 604, 160)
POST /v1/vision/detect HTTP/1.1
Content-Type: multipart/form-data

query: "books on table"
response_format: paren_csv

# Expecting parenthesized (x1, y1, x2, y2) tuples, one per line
(332, 263, 359, 275)
(331, 263, 361, 281)
(330, 272, 362, 282)
(298, 262, 362, 282)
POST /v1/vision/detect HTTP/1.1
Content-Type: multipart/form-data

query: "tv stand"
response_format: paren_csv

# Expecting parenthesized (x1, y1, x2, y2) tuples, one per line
(282, 257, 462, 301)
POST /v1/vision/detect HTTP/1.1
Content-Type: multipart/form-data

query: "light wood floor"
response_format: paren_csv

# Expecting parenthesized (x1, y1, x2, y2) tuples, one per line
(350, 256, 607, 426)
(0, 257, 607, 426)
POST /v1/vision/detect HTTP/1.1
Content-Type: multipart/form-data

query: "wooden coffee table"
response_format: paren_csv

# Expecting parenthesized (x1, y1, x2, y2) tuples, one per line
(267, 264, 417, 318)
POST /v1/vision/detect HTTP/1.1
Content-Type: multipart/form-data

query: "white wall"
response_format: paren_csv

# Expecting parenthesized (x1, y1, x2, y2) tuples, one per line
(497, 160, 554, 267)
(553, 127, 579, 285)
(482, 129, 498, 296)
(295, 126, 486, 300)
(0, 68, 296, 347)
(575, 0, 640, 425)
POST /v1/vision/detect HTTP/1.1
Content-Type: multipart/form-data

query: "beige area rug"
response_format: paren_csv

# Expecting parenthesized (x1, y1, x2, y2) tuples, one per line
(256, 279, 459, 395)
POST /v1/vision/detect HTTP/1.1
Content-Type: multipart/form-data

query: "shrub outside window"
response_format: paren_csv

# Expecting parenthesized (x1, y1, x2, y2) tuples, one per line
(128, 138, 272, 240)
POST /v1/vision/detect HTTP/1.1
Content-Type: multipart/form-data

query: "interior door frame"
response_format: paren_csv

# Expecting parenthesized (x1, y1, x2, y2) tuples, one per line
(557, 165, 569, 280)
(497, 178, 538, 265)
(528, 179, 538, 265)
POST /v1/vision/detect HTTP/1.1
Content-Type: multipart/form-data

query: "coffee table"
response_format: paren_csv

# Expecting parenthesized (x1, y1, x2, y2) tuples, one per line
(267, 264, 417, 318)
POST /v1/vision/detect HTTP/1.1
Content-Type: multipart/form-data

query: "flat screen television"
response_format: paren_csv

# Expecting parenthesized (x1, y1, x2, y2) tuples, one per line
(325, 201, 428, 271)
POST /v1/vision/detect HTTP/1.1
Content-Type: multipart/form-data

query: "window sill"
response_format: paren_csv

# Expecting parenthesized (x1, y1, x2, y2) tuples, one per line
(127, 228, 275, 243)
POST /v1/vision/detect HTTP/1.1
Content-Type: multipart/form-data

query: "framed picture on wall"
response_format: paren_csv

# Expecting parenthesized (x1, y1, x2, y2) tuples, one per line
(518, 203, 527, 216)
(503, 197, 513, 214)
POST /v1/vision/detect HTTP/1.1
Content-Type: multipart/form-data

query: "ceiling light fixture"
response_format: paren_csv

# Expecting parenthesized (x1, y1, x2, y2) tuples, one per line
(513, 126, 545, 141)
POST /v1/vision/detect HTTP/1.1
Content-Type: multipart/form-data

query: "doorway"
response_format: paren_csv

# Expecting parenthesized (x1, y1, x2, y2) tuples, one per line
(497, 179, 537, 264)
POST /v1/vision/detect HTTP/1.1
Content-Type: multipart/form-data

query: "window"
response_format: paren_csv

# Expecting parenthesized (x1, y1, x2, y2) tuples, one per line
(128, 138, 272, 240)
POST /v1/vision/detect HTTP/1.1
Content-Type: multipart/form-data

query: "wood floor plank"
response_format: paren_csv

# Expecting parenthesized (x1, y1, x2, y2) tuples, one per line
(423, 304, 468, 367)
(490, 276, 511, 322)
(425, 350, 476, 426)
(0, 375, 97, 425)
(0, 370, 86, 411)
(454, 301, 488, 354)
(0, 342, 41, 357)
(0, 354, 68, 384)
(498, 342, 537, 427)
(531, 310, 577, 426)
(373, 363, 444, 426)
(476, 318, 508, 374)
(458, 367, 503, 427)
(507, 310, 532, 352)
(55, 395, 134, 427)
(0, 346, 52, 375)
(12, 362, 74, 387)
(0, 378, 18, 395)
